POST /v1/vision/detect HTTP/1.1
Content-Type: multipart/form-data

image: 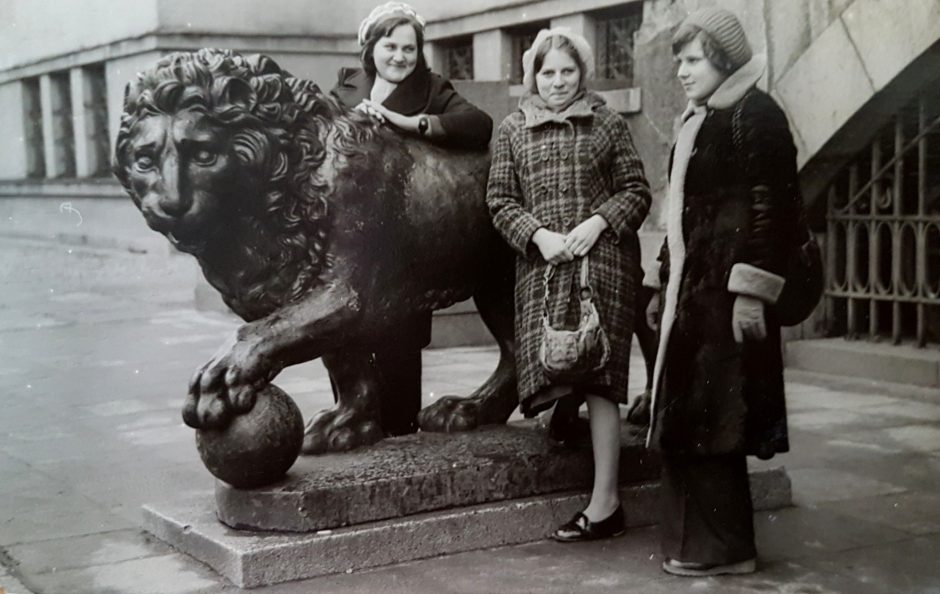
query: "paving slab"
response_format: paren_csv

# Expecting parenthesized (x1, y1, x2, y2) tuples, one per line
(815, 491, 940, 536)
(142, 468, 790, 588)
(752, 505, 912, 563)
(787, 467, 907, 506)
(0, 500, 135, 547)
(792, 534, 940, 594)
(25, 553, 226, 594)
(0, 574, 37, 594)
(5, 529, 176, 575)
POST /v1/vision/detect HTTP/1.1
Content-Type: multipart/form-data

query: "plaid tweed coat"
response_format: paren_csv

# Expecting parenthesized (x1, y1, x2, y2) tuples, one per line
(486, 92, 651, 414)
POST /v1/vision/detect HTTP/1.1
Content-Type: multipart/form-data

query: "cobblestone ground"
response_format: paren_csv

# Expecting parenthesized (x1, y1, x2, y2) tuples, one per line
(1, 237, 939, 594)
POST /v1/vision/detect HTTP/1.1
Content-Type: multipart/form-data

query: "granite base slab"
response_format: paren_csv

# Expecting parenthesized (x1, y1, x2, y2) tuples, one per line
(143, 467, 791, 588)
(214, 422, 658, 532)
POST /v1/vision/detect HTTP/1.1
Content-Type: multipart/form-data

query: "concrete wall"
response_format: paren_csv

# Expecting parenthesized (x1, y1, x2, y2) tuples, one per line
(1, 1, 160, 71)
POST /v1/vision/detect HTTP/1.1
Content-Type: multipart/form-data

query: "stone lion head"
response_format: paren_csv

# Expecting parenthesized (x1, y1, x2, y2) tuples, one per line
(113, 49, 375, 313)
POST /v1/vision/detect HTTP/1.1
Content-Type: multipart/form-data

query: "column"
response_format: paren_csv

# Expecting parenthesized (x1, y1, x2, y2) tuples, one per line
(550, 13, 597, 54)
(472, 29, 512, 82)
(70, 67, 92, 177)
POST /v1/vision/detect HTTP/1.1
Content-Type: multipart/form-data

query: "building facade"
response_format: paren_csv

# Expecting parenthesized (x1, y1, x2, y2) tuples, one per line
(1, 0, 938, 358)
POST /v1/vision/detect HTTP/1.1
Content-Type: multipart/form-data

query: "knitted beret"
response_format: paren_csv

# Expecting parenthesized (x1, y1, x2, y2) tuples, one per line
(682, 7, 752, 69)
(357, 2, 426, 46)
(521, 27, 595, 92)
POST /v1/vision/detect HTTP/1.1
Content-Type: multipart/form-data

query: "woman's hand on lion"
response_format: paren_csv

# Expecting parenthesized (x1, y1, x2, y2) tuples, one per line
(358, 99, 420, 132)
(532, 228, 575, 265)
(564, 214, 608, 257)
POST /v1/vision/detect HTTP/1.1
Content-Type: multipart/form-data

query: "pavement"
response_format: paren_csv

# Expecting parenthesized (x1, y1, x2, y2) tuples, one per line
(1, 235, 939, 594)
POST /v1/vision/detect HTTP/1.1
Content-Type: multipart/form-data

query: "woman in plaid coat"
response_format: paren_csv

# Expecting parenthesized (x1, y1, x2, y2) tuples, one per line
(486, 28, 651, 542)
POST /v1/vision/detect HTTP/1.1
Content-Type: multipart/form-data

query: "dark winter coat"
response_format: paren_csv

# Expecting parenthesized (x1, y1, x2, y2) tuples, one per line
(487, 92, 651, 414)
(332, 66, 493, 151)
(331, 66, 494, 348)
(647, 57, 797, 459)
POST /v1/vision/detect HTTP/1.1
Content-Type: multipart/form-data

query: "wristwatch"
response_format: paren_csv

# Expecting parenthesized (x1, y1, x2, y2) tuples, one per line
(417, 115, 430, 136)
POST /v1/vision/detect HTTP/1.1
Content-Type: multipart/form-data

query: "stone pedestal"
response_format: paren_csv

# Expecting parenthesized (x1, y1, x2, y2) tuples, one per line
(143, 421, 792, 588)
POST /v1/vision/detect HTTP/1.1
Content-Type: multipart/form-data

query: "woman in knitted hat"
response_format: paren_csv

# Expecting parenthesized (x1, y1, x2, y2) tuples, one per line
(643, 7, 799, 576)
(486, 28, 651, 542)
(329, 2, 493, 438)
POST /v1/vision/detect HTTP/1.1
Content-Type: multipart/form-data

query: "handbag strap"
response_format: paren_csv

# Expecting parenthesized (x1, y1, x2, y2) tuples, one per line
(542, 256, 593, 321)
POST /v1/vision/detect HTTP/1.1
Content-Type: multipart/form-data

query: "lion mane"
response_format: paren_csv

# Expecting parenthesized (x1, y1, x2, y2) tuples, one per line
(114, 48, 379, 317)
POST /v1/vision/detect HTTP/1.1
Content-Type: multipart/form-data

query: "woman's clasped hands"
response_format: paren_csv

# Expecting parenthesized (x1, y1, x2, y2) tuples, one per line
(533, 215, 609, 264)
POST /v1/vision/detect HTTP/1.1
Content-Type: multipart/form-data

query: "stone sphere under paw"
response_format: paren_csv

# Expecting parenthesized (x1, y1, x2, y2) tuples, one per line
(196, 384, 304, 488)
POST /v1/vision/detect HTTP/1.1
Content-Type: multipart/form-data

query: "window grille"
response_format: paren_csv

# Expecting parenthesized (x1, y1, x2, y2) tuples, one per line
(825, 84, 940, 346)
(444, 39, 474, 81)
(595, 5, 642, 84)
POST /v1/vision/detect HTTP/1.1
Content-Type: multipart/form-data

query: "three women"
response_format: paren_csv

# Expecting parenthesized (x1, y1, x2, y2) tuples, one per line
(350, 1, 790, 577)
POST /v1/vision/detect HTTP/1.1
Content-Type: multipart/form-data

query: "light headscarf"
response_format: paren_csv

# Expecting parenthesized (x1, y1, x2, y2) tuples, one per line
(357, 2, 426, 46)
(521, 27, 595, 93)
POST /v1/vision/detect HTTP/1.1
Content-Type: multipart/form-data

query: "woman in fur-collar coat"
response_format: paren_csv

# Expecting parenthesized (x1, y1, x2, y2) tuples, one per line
(644, 8, 799, 577)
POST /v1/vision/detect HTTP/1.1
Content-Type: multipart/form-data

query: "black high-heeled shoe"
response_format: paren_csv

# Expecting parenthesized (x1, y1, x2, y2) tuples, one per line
(551, 504, 625, 542)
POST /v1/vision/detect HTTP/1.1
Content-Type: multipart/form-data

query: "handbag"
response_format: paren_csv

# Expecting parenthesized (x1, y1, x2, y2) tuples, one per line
(731, 96, 824, 326)
(538, 255, 611, 382)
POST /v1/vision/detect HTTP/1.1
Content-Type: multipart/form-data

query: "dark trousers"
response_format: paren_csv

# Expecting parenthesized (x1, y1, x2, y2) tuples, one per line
(375, 340, 422, 436)
(660, 453, 757, 565)
(375, 312, 431, 436)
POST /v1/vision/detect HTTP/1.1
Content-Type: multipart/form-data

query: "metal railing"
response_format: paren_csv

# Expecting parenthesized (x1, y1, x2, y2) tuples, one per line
(826, 91, 940, 347)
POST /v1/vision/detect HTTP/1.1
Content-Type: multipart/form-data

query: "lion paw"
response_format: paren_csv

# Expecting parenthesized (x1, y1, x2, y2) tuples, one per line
(418, 396, 483, 433)
(301, 408, 383, 455)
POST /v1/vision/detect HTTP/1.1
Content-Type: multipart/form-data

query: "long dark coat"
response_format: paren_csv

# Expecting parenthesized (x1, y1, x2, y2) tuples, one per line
(487, 92, 651, 414)
(649, 63, 797, 459)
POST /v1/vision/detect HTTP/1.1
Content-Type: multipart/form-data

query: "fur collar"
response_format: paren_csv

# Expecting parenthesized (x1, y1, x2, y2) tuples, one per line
(520, 91, 606, 128)
(682, 53, 766, 119)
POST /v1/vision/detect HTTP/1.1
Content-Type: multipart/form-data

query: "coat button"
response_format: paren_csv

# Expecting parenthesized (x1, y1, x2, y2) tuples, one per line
(562, 216, 572, 226)
(560, 183, 568, 192)
(561, 151, 570, 160)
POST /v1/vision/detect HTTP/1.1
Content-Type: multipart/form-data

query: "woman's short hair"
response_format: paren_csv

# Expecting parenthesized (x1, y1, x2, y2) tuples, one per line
(671, 24, 736, 74)
(360, 16, 427, 77)
(529, 34, 588, 92)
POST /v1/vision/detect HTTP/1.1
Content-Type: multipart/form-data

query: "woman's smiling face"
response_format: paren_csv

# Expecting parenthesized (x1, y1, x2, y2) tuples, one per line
(373, 23, 418, 83)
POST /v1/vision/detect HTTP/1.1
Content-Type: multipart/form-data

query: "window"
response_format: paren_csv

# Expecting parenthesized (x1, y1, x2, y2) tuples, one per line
(594, 4, 643, 84)
(442, 38, 474, 81)
(509, 22, 548, 84)
(21, 77, 45, 179)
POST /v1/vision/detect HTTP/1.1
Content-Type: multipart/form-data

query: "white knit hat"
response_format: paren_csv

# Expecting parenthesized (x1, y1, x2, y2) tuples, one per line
(357, 2, 426, 46)
(521, 28, 595, 92)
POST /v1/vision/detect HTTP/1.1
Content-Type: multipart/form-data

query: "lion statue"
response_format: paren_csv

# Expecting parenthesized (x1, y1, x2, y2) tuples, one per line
(113, 48, 517, 454)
